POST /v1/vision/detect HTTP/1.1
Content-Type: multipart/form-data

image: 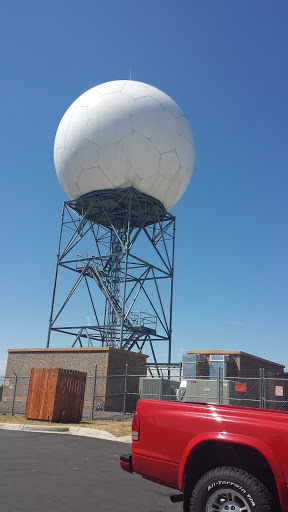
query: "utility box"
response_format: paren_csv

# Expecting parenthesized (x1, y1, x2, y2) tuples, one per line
(139, 377, 180, 400)
(25, 368, 87, 422)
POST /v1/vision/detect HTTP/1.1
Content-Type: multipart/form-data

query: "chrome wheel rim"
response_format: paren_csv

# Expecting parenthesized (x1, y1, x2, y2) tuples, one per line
(206, 488, 251, 512)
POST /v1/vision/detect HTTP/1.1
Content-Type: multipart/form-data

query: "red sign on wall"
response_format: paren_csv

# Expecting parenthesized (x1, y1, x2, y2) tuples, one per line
(235, 383, 246, 392)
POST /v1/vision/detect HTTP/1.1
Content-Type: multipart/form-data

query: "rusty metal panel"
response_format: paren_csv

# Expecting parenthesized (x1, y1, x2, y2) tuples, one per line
(25, 368, 86, 422)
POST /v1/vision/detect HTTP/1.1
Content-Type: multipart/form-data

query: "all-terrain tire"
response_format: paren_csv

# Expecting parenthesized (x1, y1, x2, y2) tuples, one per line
(188, 466, 271, 512)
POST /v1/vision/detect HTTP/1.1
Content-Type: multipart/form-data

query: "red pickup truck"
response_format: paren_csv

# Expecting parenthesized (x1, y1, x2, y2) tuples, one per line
(120, 399, 288, 512)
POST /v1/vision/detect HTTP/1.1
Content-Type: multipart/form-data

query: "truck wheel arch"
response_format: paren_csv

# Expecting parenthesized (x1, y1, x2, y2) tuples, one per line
(179, 432, 287, 512)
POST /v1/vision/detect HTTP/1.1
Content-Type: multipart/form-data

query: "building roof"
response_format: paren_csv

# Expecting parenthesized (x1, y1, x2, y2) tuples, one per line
(7, 347, 148, 358)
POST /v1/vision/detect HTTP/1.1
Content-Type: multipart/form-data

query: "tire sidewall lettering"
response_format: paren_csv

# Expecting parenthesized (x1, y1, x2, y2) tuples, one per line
(207, 480, 256, 507)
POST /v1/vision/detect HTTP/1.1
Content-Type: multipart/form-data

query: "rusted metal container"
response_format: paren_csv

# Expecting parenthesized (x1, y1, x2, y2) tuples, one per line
(25, 368, 86, 422)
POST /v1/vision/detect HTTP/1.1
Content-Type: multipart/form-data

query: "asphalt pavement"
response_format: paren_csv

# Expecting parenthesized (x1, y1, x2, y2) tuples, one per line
(0, 430, 182, 512)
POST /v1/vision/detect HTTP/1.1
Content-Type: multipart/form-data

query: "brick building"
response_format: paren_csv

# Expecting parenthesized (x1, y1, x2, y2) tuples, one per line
(182, 349, 286, 410)
(183, 349, 285, 378)
(2, 347, 147, 414)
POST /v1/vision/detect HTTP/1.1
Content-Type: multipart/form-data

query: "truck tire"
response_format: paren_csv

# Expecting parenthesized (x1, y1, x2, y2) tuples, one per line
(188, 466, 271, 512)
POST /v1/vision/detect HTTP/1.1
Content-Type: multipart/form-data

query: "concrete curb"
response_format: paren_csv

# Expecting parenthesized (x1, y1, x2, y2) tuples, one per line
(0, 423, 131, 443)
(24, 425, 69, 432)
(0, 423, 69, 433)
(0, 423, 25, 431)
(69, 426, 131, 443)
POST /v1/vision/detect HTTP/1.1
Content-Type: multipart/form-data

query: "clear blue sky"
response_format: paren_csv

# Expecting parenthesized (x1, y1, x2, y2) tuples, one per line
(1, 0, 287, 374)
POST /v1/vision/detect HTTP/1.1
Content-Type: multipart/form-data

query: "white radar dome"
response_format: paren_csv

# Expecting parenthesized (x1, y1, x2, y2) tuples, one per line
(54, 80, 195, 210)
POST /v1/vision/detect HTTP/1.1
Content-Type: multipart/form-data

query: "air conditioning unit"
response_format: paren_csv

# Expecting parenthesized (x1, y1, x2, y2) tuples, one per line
(139, 378, 180, 401)
(182, 353, 209, 379)
(179, 379, 244, 405)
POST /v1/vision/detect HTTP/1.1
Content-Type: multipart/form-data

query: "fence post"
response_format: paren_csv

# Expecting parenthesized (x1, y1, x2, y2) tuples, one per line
(161, 374, 164, 400)
(217, 366, 223, 404)
(262, 368, 267, 409)
(259, 368, 265, 408)
(123, 364, 128, 414)
(91, 364, 97, 421)
(11, 371, 18, 416)
(259, 368, 267, 409)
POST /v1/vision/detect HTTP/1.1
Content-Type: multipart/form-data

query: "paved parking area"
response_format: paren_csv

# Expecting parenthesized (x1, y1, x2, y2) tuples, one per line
(0, 430, 182, 512)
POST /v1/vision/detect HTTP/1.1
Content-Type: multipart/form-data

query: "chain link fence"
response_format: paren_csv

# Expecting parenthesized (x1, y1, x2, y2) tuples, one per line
(1, 367, 288, 419)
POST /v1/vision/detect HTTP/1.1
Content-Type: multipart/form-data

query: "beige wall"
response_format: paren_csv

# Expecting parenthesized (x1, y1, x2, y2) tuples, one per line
(3, 347, 147, 412)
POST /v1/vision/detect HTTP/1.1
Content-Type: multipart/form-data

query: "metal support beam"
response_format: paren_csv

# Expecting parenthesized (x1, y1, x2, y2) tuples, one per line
(47, 187, 176, 369)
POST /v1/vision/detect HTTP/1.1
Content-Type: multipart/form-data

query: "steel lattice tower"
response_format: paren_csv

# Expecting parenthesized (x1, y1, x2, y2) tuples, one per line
(47, 187, 175, 366)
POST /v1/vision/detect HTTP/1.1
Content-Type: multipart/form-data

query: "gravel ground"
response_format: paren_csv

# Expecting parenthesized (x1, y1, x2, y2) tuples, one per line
(88, 410, 134, 421)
